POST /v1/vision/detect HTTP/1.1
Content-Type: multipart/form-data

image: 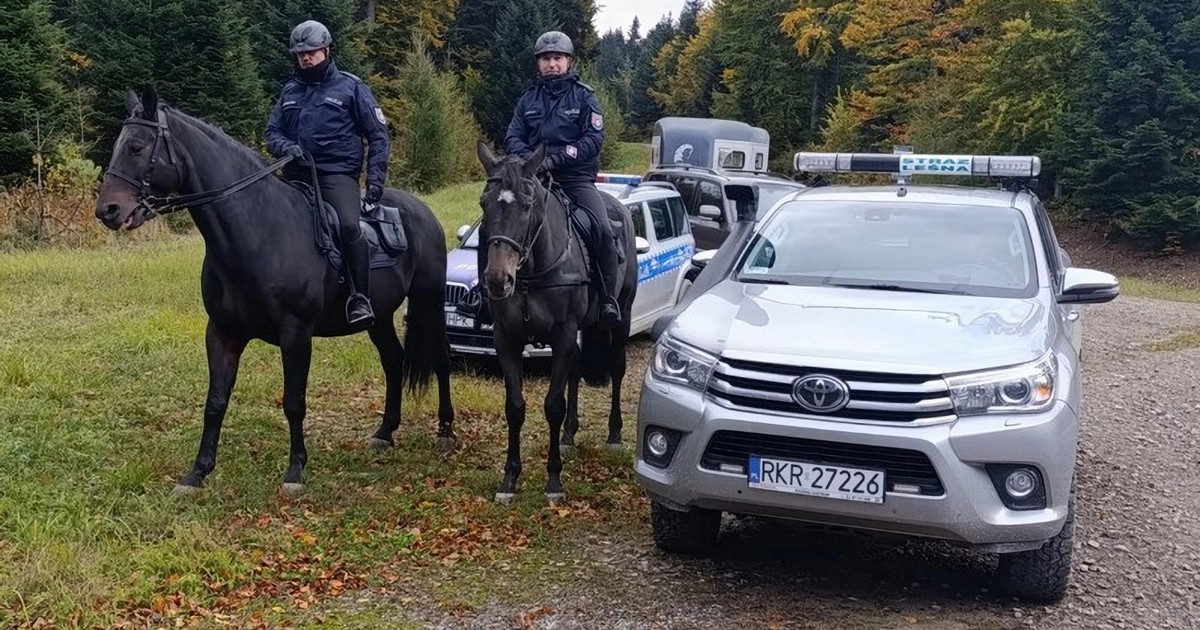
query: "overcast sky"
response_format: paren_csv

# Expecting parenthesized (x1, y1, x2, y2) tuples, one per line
(593, 0, 686, 35)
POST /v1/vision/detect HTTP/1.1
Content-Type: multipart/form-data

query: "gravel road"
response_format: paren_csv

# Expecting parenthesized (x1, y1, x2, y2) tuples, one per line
(406, 296, 1200, 630)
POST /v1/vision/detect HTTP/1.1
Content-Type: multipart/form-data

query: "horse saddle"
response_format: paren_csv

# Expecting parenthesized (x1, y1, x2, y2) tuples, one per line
(289, 180, 408, 271)
(550, 184, 626, 270)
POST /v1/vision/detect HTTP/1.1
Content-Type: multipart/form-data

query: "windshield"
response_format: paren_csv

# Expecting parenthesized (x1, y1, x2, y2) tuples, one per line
(737, 200, 1038, 298)
(753, 183, 804, 216)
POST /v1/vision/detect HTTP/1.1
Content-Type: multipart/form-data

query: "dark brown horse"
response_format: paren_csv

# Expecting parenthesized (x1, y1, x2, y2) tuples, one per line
(475, 141, 637, 505)
(95, 87, 455, 494)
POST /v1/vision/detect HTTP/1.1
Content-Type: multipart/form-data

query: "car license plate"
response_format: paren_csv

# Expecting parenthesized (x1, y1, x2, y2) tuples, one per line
(445, 310, 474, 328)
(748, 455, 885, 504)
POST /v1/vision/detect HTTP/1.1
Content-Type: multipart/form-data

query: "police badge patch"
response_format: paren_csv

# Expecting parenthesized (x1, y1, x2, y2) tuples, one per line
(374, 107, 387, 125)
(565, 145, 578, 159)
(590, 112, 603, 130)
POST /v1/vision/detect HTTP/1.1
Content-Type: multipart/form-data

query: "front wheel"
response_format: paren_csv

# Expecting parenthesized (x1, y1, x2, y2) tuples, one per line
(994, 490, 1076, 603)
(650, 500, 720, 555)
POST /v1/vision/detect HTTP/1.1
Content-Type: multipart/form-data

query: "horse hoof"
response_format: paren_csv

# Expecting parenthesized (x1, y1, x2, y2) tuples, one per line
(281, 483, 306, 496)
(367, 437, 392, 450)
(495, 492, 517, 505)
(605, 442, 625, 452)
(546, 492, 566, 506)
(436, 436, 457, 453)
(172, 483, 201, 497)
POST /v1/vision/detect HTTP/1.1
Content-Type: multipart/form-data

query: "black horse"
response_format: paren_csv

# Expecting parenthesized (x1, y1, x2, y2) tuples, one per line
(475, 141, 637, 505)
(95, 87, 455, 494)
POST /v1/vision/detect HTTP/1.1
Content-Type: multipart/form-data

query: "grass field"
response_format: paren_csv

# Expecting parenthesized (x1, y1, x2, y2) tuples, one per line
(0, 164, 654, 628)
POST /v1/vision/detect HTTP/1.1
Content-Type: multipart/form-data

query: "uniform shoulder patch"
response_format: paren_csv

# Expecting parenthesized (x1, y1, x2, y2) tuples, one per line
(374, 107, 387, 126)
(590, 112, 604, 131)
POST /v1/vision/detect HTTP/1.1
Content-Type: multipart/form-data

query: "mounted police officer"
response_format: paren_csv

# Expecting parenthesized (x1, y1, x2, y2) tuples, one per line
(266, 19, 390, 328)
(504, 31, 621, 329)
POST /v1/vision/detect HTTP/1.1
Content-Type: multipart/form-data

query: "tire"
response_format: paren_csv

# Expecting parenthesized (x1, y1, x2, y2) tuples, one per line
(650, 500, 720, 555)
(995, 490, 1075, 603)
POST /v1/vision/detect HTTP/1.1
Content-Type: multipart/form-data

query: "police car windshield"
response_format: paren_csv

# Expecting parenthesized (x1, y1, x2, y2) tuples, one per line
(462, 223, 481, 248)
(753, 183, 803, 216)
(737, 200, 1038, 298)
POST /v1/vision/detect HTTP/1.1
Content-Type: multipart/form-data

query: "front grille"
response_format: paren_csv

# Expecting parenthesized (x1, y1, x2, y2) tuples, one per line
(445, 282, 470, 306)
(702, 430, 944, 496)
(706, 358, 955, 423)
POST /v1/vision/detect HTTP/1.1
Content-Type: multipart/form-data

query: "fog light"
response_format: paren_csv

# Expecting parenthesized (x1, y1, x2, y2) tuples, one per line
(1005, 469, 1038, 498)
(647, 430, 670, 457)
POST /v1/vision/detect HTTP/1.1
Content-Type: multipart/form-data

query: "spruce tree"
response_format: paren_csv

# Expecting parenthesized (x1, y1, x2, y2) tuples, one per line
(0, 0, 70, 178)
(473, 0, 556, 145)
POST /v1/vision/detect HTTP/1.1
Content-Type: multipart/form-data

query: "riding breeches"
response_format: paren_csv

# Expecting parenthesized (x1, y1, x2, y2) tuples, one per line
(558, 177, 619, 298)
(315, 173, 363, 246)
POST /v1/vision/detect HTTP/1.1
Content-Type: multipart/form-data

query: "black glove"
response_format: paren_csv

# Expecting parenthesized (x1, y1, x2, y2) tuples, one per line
(537, 154, 562, 175)
(284, 144, 304, 160)
(365, 184, 383, 204)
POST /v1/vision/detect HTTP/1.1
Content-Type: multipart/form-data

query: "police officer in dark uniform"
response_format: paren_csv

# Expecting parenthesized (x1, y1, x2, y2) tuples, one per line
(504, 31, 621, 328)
(265, 20, 390, 328)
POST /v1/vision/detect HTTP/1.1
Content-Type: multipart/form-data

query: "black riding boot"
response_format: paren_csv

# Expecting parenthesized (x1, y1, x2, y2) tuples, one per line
(595, 231, 621, 329)
(345, 234, 375, 328)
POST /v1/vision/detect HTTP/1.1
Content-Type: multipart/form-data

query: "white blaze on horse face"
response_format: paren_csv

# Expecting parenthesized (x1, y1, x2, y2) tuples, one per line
(498, 190, 516, 204)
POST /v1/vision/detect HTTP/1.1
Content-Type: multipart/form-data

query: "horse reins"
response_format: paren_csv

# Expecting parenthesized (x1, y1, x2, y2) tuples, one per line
(103, 109, 294, 218)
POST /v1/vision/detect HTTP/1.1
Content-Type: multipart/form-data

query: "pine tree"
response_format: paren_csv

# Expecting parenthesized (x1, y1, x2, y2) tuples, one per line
(445, 0, 508, 69)
(368, 0, 459, 75)
(241, 0, 368, 95)
(473, 0, 556, 145)
(550, 0, 598, 60)
(0, 0, 70, 178)
(678, 0, 704, 39)
(627, 16, 676, 134)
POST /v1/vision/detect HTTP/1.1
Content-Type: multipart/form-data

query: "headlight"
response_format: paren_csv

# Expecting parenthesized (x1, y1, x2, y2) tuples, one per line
(946, 353, 1057, 416)
(651, 336, 717, 391)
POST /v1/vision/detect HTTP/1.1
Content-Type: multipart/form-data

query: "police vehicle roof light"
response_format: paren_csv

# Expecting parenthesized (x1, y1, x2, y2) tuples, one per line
(793, 152, 1041, 179)
(596, 173, 643, 186)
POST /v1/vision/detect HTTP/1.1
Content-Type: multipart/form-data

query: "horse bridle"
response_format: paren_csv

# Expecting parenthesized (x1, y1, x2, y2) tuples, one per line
(484, 175, 552, 269)
(103, 109, 293, 218)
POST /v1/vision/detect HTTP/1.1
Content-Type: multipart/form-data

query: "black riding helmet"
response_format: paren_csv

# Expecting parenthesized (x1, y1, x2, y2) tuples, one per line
(289, 20, 332, 54)
(533, 31, 574, 57)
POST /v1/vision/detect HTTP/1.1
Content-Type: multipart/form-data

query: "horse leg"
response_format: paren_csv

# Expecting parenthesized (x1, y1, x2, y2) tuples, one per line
(606, 325, 630, 448)
(495, 335, 526, 504)
(367, 319, 405, 449)
(561, 361, 581, 456)
(279, 319, 314, 494)
(434, 357, 456, 452)
(544, 328, 579, 505)
(175, 321, 247, 493)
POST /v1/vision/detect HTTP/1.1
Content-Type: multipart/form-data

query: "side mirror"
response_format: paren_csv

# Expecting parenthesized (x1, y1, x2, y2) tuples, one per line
(1058, 268, 1120, 304)
(456, 224, 470, 240)
(698, 204, 722, 219)
(690, 249, 717, 271)
(635, 236, 651, 255)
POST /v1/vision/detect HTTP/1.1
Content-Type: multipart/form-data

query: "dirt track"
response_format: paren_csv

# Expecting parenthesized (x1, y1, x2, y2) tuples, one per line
(403, 296, 1200, 629)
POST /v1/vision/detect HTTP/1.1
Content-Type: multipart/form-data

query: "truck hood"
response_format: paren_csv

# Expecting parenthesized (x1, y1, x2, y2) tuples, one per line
(666, 281, 1054, 375)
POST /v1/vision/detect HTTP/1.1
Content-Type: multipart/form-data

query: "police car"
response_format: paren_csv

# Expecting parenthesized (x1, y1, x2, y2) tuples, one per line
(635, 152, 1119, 603)
(444, 174, 696, 357)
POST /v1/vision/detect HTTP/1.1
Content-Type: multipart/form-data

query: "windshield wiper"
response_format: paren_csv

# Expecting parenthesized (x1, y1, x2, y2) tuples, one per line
(825, 282, 967, 295)
(739, 276, 790, 285)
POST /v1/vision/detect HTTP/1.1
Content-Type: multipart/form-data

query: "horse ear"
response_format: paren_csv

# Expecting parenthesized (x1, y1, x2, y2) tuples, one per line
(125, 89, 142, 117)
(140, 85, 159, 121)
(477, 140, 499, 175)
(523, 143, 546, 177)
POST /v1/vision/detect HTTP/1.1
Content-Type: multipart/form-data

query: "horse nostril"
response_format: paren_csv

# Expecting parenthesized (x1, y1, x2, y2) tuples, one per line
(97, 203, 119, 219)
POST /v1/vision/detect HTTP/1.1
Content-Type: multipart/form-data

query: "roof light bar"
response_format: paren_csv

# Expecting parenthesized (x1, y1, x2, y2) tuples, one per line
(794, 152, 1041, 178)
(596, 173, 643, 186)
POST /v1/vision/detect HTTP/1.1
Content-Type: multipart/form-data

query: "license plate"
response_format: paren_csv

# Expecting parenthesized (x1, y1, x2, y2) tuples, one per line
(445, 310, 474, 328)
(748, 455, 885, 504)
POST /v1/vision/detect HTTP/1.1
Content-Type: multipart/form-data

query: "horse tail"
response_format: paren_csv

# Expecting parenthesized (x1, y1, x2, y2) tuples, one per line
(579, 326, 611, 387)
(401, 202, 451, 396)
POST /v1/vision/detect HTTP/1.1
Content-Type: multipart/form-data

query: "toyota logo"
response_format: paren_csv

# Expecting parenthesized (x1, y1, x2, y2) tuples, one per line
(791, 374, 850, 413)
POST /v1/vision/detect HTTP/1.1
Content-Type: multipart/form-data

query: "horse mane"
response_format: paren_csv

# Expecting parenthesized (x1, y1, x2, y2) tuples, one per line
(164, 105, 269, 170)
(497, 155, 531, 198)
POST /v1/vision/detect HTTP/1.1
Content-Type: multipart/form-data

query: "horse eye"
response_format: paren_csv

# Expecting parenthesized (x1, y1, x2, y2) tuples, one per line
(129, 142, 147, 154)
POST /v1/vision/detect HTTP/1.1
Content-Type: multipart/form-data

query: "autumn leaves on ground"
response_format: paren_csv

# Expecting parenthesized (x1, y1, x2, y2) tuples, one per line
(0, 178, 650, 628)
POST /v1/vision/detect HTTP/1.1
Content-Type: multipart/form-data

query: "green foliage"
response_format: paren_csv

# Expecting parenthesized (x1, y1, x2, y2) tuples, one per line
(471, 0, 556, 145)
(0, 0, 70, 179)
(377, 35, 484, 194)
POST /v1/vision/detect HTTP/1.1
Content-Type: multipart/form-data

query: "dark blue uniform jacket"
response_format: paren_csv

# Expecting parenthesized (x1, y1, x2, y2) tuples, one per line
(504, 71, 605, 180)
(266, 59, 390, 189)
